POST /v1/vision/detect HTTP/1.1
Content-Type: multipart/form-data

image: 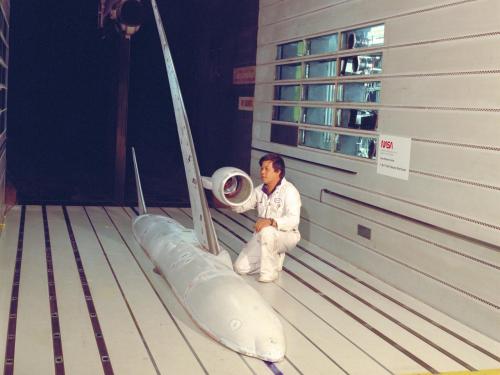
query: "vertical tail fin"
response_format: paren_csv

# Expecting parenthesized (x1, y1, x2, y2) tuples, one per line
(150, 0, 220, 254)
(131, 147, 147, 215)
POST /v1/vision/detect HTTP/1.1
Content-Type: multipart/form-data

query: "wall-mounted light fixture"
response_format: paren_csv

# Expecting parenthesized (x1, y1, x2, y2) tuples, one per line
(99, 0, 144, 38)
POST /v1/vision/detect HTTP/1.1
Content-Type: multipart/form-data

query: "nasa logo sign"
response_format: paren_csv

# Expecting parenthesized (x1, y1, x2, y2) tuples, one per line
(376, 134, 412, 180)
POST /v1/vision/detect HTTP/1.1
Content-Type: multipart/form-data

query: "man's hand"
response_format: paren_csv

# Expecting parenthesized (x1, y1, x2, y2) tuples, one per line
(255, 218, 274, 232)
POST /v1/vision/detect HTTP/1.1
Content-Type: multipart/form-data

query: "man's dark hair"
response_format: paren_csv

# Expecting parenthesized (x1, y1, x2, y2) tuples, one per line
(259, 153, 285, 178)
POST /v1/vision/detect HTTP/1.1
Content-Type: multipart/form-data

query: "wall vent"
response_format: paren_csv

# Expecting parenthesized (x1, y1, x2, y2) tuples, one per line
(357, 224, 371, 240)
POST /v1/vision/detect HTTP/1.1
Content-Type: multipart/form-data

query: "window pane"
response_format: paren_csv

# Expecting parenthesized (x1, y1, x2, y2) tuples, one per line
(304, 84, 335, 102)
(337, 82, 380, 103)
(303, 107, 333, 126)
(334, 134, 377, 159)
(341, 24, 385, 50)
(299, 129, 333, 151)
(276, 63, 302, 80)
(274, 85, 301, 101)
(273, 106, 301, 122)
(340, 54, 382, 76)
(336, 109, 377, 130)
(307, 34, 338, 55)
(277, 40, 305, 59)
(305, 59, 336, 78)
(271, 124, 298, 146)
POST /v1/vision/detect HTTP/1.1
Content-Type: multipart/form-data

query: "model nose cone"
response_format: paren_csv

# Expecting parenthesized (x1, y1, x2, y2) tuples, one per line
(255, 334, 285, 362)
(185, 272, 286, 362)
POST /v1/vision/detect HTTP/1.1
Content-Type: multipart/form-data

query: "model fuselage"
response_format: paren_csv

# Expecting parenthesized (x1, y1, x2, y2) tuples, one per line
(132, 213, 285, 362)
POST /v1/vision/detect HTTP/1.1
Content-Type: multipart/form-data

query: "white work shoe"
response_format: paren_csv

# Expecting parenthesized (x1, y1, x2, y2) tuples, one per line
(235, 265, 260, 276)
(258, 273, 278, 283)
(236, 268, 260, 276)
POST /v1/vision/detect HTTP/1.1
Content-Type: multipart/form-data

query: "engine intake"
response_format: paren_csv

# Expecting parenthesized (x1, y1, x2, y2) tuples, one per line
(202, 167, 253, 207)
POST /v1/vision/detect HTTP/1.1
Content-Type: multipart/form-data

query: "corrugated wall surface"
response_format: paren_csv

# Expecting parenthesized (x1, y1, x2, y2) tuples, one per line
(252, 0, 500, 340)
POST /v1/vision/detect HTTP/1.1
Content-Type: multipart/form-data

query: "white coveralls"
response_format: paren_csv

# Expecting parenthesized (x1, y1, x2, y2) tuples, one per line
(232, 177, 301, 279)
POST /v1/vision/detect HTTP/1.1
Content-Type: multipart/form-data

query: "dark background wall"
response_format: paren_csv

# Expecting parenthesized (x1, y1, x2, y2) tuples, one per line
(7, 0, 258, 205)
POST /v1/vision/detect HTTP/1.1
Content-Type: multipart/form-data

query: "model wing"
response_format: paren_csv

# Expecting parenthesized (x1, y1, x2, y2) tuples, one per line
(150, 0, 220, 254)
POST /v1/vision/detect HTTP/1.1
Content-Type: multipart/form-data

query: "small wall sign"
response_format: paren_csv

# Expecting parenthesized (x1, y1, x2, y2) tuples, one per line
(376, 135, 412, 180)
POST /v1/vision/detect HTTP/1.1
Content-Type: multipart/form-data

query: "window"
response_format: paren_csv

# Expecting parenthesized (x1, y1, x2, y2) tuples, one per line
(304, 84, 335, 102)
(274, 85, 301, 101)
(271, 124, 298, 146)
(336, 109, 377, 130)
(271, 24, 384, 159)
(273, 106, 301, 123)
(337, 82, 381, 103)
(277, 40, 305, 60)
(303, 107, 333, 126)
(334, 134, 377, 159)
(276, 63, 302, 80)
(299, 129, 333, 151)
(305, 59, 336, 78)
(341, 25, 384, 50)
(307, 33, 338, 55)
(340, 54, 382, 76)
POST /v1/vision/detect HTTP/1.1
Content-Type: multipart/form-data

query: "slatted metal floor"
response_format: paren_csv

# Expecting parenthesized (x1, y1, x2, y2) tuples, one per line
(0, 205, 499, 375)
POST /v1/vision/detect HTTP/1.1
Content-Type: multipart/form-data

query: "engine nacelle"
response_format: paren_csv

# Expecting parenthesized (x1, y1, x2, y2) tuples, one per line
(202, 167, 253, 207)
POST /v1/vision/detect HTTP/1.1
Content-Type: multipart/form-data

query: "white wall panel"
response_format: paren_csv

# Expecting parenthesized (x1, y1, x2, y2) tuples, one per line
(381, 75, 500, 109)
(256, 45, 277, 65)
(383, 36, 500, 75)
(259, 0, 472, 27)
(254, 83, 275, 101)
(253, 102, 273, 123)
(258, 0, 497, 45)
(297, 214, 500, 341)
(300, 195, 500, 307)
(378, 109, 500, 147)
(251, 121, 271, 141)
(410, 142, 500, 188)
(387, 0, 500, 47)
(255, 64, 275, 84)
(260, 0, 283, 8)
(259, 0, 350, 26)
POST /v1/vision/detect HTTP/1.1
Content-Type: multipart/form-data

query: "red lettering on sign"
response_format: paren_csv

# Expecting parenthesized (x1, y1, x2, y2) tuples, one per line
(381, 140, 393, 149)
(238, 96, 254, 111)
(233, 66, 256, 85)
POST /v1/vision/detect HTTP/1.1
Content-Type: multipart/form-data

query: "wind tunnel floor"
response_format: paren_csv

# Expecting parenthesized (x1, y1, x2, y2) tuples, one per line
(0, 206, 499, 375)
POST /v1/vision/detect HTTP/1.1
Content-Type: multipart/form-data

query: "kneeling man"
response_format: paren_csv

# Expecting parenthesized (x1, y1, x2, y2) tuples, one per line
(232, 153, 301, 282)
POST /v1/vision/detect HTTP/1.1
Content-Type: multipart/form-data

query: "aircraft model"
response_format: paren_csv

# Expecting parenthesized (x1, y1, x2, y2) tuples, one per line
(130, 0, 286, 362)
